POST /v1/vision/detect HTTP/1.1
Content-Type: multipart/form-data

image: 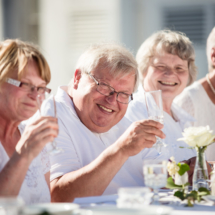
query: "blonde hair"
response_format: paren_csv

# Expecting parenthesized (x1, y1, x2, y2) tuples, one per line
(136, 30, 197, 86)
(75, 43, 139, 92)
(0, 39, 51, 86)
(206, 27, 215, 72)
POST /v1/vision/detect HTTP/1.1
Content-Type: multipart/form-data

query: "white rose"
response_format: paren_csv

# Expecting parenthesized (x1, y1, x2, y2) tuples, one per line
(175, 172, 188, 185)
(178, 126, 215, 147)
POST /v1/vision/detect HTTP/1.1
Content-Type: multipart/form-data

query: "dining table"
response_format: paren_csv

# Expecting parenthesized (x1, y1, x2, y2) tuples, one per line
(73, 190, 215, 215)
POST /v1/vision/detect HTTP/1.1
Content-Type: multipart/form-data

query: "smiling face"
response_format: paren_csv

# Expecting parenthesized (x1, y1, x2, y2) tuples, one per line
(143, 52, 189, 104)
(72, 68, 136, 133)
(0, 60, 47, 121)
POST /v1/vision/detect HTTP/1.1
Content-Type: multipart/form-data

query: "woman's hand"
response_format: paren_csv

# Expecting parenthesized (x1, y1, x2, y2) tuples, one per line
(15, 116, 58, 161)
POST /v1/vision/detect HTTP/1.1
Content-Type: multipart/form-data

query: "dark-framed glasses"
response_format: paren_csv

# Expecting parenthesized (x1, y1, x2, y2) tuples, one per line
(88, 73, 133, 104)
(6, 78, 51, 94)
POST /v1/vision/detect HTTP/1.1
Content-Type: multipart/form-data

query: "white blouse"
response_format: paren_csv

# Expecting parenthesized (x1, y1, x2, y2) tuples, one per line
(0, 123, 51, 205)
(175, 81, 215, 161)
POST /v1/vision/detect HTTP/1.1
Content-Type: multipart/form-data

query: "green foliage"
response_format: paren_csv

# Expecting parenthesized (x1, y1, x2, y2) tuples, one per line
(174, 191, 185, 201)
(166, 176, 210, 207)
(39, 211, 51, 215)
(198, 187, 210, 196)
(166, 157, 210, 207)
(178, 163, 190, 176)
(166, 177, 189, 189)
(172, 186, 211, 207)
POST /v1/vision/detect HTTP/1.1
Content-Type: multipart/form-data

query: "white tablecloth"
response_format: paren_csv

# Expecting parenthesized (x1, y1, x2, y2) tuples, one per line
(74, 193, 215, 215)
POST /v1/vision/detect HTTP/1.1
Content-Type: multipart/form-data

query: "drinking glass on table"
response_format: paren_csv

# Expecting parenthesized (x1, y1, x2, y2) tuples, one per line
(37, 93, 63, 155)
(143, 160, 167, 205)
(144, 90, 167, 153)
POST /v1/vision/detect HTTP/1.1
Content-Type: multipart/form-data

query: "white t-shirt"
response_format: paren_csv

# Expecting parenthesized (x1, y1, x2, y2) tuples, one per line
(125, 85, 196, 163)
(0, 123, 51, 205)
(175, 81, 215, 161)
(41, 86, 166, 195)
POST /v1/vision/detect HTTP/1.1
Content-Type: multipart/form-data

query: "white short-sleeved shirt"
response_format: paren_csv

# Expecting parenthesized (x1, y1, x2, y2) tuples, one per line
(175, 81, 215, 161)
(41, 86, 166, 195)
(0, 123, 51, 204)
(125, 85, 196, 163)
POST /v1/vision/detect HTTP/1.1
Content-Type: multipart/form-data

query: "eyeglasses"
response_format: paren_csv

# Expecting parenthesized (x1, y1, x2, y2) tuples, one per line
(88, 73, 133, 104)
(6, 78, 51, 94)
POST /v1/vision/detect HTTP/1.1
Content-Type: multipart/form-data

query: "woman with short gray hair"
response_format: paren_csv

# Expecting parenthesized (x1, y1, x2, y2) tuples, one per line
(126, 30, 198, 164)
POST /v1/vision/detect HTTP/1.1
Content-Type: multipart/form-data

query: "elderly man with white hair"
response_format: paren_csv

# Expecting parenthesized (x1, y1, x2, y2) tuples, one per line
(175, 27, 215, 161)
(41, 43, 166, 202)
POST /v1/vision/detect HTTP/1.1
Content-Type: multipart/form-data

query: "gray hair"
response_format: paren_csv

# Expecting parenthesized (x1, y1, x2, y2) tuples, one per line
(74, 43, 139, 92)
(206, 27, 215, 72)
(136, 30, 197, 86)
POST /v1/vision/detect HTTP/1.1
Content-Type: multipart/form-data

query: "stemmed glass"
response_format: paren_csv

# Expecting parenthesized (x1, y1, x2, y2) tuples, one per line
(144, 90, 167, 153)
(37, 94, 63, 155)
(143, 160, 167, 205)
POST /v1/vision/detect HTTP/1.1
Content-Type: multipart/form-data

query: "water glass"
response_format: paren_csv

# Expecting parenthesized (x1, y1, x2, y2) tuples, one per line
(143, 160, 167, 204)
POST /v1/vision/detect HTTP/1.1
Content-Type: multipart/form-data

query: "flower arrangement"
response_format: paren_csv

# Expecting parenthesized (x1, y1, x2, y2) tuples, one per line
(178, 126, 215, 190)
(166, 157, 210, 207)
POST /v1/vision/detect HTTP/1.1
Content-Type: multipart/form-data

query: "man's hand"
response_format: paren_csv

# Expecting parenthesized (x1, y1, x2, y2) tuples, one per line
(115, 119, 166, 157)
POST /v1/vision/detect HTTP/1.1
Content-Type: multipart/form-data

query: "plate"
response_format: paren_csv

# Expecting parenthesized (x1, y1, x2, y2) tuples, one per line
(22, 203, 79, 215)
(88, 205, 172, 215)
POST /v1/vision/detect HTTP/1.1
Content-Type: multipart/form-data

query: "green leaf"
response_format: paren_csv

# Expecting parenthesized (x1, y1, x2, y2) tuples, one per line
(188, 190, 198, 199)
(198, 187, 210, 196)
(183, 182, 190, 187)
(39, 211, 51, 215)
(166, 177, 183, 189)
(178, 163, 190, 176)
(174, 190, 185, 200)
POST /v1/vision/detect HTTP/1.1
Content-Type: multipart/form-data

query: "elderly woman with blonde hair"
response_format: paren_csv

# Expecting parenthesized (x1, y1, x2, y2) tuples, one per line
(125, 30, 197, 164)
(0, 39, 58, 204)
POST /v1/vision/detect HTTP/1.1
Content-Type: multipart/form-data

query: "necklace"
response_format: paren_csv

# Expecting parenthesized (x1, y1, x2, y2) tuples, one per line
(206, 73, 215, 94)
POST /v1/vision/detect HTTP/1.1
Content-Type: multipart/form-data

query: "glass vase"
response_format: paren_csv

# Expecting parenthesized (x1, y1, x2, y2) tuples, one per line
(192, 146, 209, 190)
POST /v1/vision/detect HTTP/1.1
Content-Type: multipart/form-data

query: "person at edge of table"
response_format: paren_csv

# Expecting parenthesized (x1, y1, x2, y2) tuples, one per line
(125, 29, 212, 183)
(175, 27, 215, 162)
(0, 39, 58, 204)
(40, 42, 166, 202)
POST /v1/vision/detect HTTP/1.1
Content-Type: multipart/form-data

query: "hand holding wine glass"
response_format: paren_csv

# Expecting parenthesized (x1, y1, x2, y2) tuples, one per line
(37, 94, 63, 155)
(144, 90, 167, 153)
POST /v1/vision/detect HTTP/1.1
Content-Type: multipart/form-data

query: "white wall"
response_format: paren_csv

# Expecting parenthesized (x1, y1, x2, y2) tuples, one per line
(135, 0, 215, 79)
(39, 0, 121, 94)
(39, 0, 215, 93)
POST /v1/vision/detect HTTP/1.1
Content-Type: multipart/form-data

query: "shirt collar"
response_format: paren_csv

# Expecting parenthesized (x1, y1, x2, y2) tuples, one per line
(55, 86, 80, 119)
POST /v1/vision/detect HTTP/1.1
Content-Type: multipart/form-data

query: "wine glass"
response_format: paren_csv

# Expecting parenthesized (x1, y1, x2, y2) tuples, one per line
(37, 94, 63, 155)
(144, 90, 167, 153)
(143, 160, 167, 205)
